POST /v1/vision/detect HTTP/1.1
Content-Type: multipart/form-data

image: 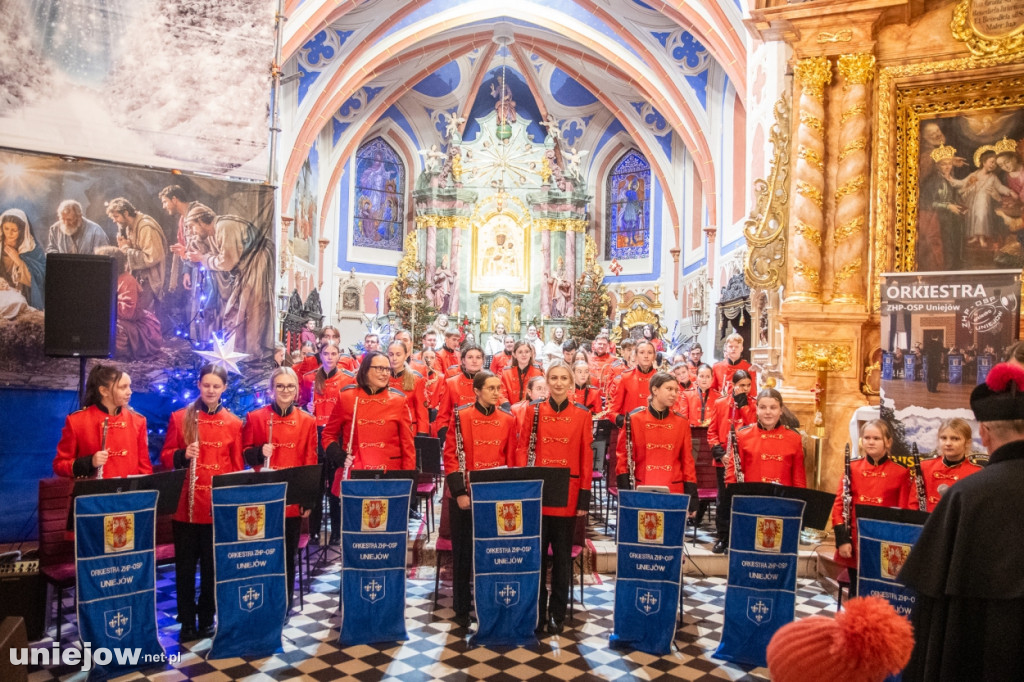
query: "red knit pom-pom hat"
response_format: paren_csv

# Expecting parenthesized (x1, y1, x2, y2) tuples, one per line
(765, 596, 914, 682)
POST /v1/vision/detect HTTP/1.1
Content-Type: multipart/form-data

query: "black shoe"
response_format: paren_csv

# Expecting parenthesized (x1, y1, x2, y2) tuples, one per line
(409, 508, 422, 520)
(546, 618, 564, 636)
(179, 626, 199, 642)
(535, 612, 548, 635)
(198, 624, 216, 639)
(712, 539, 728, 554)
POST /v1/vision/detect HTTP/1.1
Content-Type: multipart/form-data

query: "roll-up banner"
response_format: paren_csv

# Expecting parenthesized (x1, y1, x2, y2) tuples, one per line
(857, 517, 924, 619)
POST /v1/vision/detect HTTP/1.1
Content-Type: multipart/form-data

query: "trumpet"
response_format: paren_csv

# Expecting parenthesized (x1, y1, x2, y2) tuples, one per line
(97, 417, 109, 479)
(188, 416, 199, 523)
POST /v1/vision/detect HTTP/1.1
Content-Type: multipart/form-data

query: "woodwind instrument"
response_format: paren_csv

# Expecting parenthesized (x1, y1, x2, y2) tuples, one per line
(97, 417, 109, 479)
(526, 403, 540, 466)
(265, 417, 274, 470)
(625, 412, 636, 488)
(344, 397, 359, 480)
(911, 442, 927, 511)
(454, 409, 467, 484)
(188, 415, 199, 523)
(842, 442, 852, 528)
(728, 403, 743, 483)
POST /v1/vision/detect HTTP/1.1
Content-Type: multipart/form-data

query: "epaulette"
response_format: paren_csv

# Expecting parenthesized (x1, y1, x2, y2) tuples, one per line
(783, 425, 800, 434)
(629, 406, 646, 416)
(850, 455, 865, 462)
(498, 404, 513, 415)
(388, 387, 406, 398)
(126, 407, 142, 417)
(738, 423, 755, 432)
(573, 402, 589, 412)
(455, 403, 471, 413)
(672, 410, 685, 419)
(342, 369, 355, 377)
(341, 384, 358, 392)
(529, 398, 545, 406)
(411, 369, 423, 379)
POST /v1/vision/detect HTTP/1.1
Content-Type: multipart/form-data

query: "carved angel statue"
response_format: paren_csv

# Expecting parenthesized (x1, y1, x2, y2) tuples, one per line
(564, 147, 588, 178)
(418, 144, 446, 173)
(540, 114, 561, 144)
(444, 112, 466, 144)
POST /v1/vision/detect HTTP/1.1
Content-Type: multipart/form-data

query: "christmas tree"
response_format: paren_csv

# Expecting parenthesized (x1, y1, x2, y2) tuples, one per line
(569, 235, 610, 341)
(389, 232, 437, 339)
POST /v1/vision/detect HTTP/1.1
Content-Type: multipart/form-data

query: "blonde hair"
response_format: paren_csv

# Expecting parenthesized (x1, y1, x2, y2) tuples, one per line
(725, 333, 744, 346)
(860, 419, 893, 453)
(937, 418, 972, 450)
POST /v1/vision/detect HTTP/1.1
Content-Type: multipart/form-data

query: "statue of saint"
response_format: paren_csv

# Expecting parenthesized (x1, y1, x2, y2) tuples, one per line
(549, 257, 574, 318)
(430, 254, 453, 313)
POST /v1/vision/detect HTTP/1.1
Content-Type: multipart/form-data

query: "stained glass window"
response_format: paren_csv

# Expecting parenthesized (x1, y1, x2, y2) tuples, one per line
(353, 137, 404, 251)
(606, 150, 651, 260)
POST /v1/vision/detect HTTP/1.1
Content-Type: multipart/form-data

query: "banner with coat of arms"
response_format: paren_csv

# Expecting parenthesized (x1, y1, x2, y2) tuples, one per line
(610, 490, 690, 655)
(470, 480, 543, 647)
(210, 482, 287, 659)
(715, 495, 805, 667)
(856, 517, 923, 620)
(339, 478, 414, 646)
(75, 490, 163, 679)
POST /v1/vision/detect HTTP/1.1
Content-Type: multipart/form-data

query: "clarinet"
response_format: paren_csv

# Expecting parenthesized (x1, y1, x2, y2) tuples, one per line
(728, 404, 744, 483)
(97, 417, 109, 479)
(842, 442, 852, 528)
(625, 411, 636, 489)
(188, 416, 199, 523)
(454, 409, 467, 481)
(265, 417, 274, 470)
(526, 403, 540, 466)
(911, 442, 927, 511)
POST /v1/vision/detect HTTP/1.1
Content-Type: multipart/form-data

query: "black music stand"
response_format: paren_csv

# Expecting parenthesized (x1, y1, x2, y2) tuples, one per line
(415, 436, 442, 475)
(854, 504, 929, 527)
(67, 470, 187, 530)
(729, 482, 836, 530)
(468, 467, 570, 508)
(211, 465, 323, 511)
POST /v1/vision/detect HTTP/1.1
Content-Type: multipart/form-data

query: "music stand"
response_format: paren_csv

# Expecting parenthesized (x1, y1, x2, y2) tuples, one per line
(67, 470, 187, 530)
(854, 504, 930, 527)
(729, 482, 836, 530)
(211, 465, 324, 511)
(468, 467, 570, 508)
(415, 436, 442, 475)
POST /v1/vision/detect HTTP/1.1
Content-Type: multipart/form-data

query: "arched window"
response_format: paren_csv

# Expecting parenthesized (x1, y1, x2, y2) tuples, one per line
(353, 137, 404, 251)
(605, 150, 651, 260)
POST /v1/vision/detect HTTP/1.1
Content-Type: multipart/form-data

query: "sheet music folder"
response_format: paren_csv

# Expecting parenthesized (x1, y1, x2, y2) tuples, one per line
(854, 504, 929, 527)
(729, 482, 836, 530)
(415, 435, 442, 475)
(211, 464, 323, 510)
(347, 468, 419, 484)
(468, 467, 570, 508)
(67, 470, 187, 529)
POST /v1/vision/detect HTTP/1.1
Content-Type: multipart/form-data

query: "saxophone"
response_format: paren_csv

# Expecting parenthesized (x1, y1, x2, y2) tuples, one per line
(97, 417, 109, 479)
(188, 415, 199, 523)
(625, 411, 636, 489)
(526, 403, 540, 466)
(842, 442, 852, 528)
(911, 442, 927, 511)
(728, 404, 743, 483)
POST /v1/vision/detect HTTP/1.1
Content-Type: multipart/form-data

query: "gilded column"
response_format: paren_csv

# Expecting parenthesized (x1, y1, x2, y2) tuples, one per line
(787, 57, 831, 302)
(832, 53, 874, 304)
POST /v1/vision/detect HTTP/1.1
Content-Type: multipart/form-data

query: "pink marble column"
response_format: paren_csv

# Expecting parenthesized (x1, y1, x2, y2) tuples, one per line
(565, 228, 576, 317)
(425, 223, 437, 287)
(449, 224, 461, 316)
(540, 229, 551, 317)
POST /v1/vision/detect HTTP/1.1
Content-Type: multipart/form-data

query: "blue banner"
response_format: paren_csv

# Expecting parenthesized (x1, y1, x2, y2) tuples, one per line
(715, 495, 805, 667)
(857, 517, 923, 620)
(470, 479, 543, 647)
(610, 490, 689, 655)
(340, 478, 414, 646)
(75, 490, 163, 680)
(210, 482, 287, 659)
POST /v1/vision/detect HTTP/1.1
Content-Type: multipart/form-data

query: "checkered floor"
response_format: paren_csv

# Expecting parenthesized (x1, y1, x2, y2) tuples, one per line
(27, 552, 839, 681)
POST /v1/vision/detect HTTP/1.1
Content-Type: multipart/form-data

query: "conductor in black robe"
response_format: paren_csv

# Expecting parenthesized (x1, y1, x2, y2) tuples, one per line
(898, 361, 1024, 681)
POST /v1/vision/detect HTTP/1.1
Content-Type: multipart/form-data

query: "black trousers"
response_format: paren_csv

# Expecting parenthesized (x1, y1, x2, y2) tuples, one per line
(715, 466, 731, 538)
(846, 567, 859, 598)
(173, 521, 215, 629)
(448, 497, 474, 615)
(311, 426, 341, 542)
(540, 515, 575, 623)
(285, 516, 301, 609)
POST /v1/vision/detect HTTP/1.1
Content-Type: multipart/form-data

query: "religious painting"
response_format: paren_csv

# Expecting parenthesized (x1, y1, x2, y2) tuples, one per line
(472, 212, 530, 294)
(290, 141, 318, 265)
(353, 137, 404, 251)
(0, 0, 274, 180)
(606, 150, 651, 261)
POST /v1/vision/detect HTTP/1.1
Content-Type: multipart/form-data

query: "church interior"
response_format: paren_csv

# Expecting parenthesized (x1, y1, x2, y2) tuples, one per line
(1, 0, 1023, 679)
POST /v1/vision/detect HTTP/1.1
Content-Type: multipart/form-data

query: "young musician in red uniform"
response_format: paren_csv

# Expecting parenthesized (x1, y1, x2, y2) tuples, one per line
(587, 335, 619, 398)
(435, 344, 486, 442)
(514, 361, 593, 635)
(831, 419, 915, 595)
(489, 335, 516, 375)
(683, 364, 718, 428)
(436, 330, 462, 375)
(387, 339, 430, 436)
(442, 370, 517, 627)
(54, 364, 152, 479)
(393, 330, 427, 377)
(292, 325, 344, 377)
(572, 361, 602, 415)
(322, 351, 417, 495)
(608, 340, 658, 428)
(500, 341, 543, 407)
(725, 388, 807, 487)
(511, 375, 547, 424)
(907, 417, 982, 512)
(161, 364, 244, 641)
(421, 348, 445, 436)
(707, 369, 756, 553)
(711, 332, 757, 396)
(615, 371, 698, 502)
(242, 367, 319, 608)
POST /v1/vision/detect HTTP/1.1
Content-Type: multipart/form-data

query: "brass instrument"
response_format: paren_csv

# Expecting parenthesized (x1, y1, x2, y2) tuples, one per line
(97, 417, 109, 479)
(188, 415, 199, 523)
(911, 442, 927, 512)
(842, 442, 852, 528)
(625, 412, 636, 489)
(526, 403, 540, 466)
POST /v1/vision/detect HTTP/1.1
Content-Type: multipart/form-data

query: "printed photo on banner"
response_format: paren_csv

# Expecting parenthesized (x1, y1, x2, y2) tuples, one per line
(879, 270, 1021, 462)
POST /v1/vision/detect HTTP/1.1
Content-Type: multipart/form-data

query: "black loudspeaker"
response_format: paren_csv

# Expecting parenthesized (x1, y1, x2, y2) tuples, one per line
(0, 561, 44, 642)
(44, 253, 118, 357)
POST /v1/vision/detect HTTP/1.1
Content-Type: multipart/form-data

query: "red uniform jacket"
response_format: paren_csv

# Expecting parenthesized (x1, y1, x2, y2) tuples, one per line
(608, 366, 657, 425)
(436, 371, 477, 434)
(514, 398, 594, 517)
(909, 457, 982, 512)
(302, 368, 355, 425)
(436, 347, 460, 375)
(242, 404, 318, 517)
(830, 455, 915, 568)
(500, 364, 543, 405)
(161, 406, 244, 523)
(682, 387, 720, 427)
(574, 385, 602, 415)
(712, 358, 757, 396)
(389, 369, 430, 435)
(323, 385, 417, 495)
(588, 353, 620, 398)
(292, 355, 320, 378)
(54, 404, 152, 479)
(615, 406, 696, 494)
(490, 351, 514, 376)
(726, 422, 806, 486)
(442, 403, 516, 499)
(706, 395, 756, 468)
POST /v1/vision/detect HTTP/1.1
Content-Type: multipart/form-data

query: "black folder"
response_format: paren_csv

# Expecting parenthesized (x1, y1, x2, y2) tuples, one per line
(67, 469, 187, 529)
(854, 504, 929, 527)
(211, 464, 324, 510)
(729, 482, 836, 530)
(415, 435, 442, 475)
(468, 467, 570, 508)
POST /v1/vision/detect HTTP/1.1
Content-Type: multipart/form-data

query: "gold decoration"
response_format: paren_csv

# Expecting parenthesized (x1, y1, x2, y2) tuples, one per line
(534, 218, 588, 233)
(584, 233, 599, 270)
(833, 257, 862, 284)
(835, 176, 867, 200)
(540, 156, 552, 184)
(833, 216, 864, 243)
(817, 29, 853, 44)
(479, 303, 489, 333)
(744, 97, 791, 291)
(837, 54, 876, 86)
(973, 137, 1017, 166)
(840, 105, 867, 126)
(930, 144, 958, 163)
(796, 180, 824, 209)
(396, 230, 419, 278)
(862, 355, 881, 396)
(794, 57, 833, 100)
(951, 0, 1024, 57)
(799, 111, 824, 134)
(839, 139, 867, 163)
(451, 153, 463, 182)
(793, 261, 820, 286)
(795, 343, 852, 372)
(413, 214, 471, 230)
(512, 305, 522, 333)
(622, 306, 660, 330)
(793, 221, 822, 247)
(798, 145, 824, 172)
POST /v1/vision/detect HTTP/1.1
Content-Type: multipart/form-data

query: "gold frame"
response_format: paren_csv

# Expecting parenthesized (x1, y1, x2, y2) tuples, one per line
(871, 53, 1024, 311)
(951, 0, 1024, 57)
(469, 194, 532, 294)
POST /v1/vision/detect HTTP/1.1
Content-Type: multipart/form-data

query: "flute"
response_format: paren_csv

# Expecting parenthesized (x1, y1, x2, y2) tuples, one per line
(97, 417, 109, 479)
(188, 416, 199, 523)
(265, 417, 274, 470)
(344, 397, 359, 481)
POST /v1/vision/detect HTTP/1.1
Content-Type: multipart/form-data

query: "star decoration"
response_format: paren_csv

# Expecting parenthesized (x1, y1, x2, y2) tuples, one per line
(195, 335, 249, 375)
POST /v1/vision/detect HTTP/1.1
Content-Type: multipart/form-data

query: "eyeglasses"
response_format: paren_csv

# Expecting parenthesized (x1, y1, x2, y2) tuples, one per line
(274, 384, 297, 391)
(368, 366, 391, 373)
